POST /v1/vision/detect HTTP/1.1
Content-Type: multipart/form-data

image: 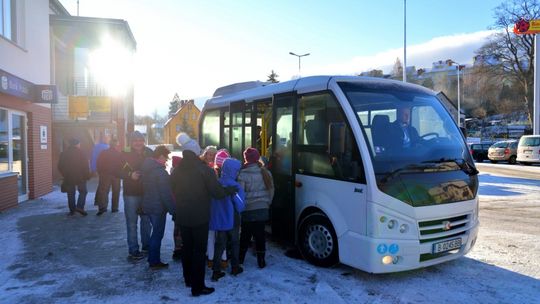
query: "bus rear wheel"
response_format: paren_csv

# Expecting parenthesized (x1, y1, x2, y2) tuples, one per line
(298, 214, 339, 267)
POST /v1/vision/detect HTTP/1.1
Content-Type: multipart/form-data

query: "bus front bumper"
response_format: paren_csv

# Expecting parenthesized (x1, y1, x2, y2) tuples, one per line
(338, 221, 479, 274)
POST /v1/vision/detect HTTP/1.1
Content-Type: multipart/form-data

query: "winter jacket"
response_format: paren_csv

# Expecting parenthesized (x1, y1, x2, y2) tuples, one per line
(58, 146, 90, 185)
(90, 142, 109, 173)
(96, 147, 122, 176)
(209, 158, 245, 231)
(118, 146, 153, 196)
(170, 150, 231, 227)
(238, 163, 274, 222)
(141, 158, 175, 215)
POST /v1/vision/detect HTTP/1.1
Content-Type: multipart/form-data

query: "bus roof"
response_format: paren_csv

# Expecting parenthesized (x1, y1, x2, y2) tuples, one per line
(203, 75, 435, 110)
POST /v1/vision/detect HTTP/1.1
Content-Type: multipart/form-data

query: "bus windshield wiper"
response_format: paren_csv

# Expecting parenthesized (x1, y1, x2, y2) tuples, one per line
(380, 163, 433, 183)
(422, 158, 479, 176)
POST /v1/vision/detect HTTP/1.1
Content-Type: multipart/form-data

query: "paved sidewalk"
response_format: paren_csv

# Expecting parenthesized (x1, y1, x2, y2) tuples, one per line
(0, 183, 190, 303)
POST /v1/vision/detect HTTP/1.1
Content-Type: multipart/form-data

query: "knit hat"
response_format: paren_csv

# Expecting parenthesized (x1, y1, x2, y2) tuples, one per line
(172, 155, 182, 168)
(176, 132, 201, 155)
(243, 147, 260, 164)
(214, 149, 230, 169)
(68, 138, 80, 146)
(129, 131, 145, 141)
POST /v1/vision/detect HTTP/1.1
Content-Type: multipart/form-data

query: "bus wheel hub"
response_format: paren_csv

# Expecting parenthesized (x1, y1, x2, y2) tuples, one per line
(307, 224, 333, 258)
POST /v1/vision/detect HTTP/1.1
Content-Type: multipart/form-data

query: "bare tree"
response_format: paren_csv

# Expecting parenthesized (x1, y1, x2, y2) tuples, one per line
(392, 58, 403, 81)
(476, 0, 540, 124)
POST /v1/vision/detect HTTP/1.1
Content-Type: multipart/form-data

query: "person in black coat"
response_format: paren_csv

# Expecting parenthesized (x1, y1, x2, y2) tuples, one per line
(58, 138, 90, 216)
(170, 134, 236, 297)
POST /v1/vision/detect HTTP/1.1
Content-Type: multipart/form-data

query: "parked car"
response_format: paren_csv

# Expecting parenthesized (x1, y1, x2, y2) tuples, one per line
(517, 135, 540, 165)
(470, 142, 494, 162)
(488, 140, 518, 164)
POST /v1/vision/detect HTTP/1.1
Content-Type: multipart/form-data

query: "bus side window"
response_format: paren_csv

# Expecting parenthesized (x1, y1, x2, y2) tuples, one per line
(296, 93, 364, 182)
(201, 109, 220, 147)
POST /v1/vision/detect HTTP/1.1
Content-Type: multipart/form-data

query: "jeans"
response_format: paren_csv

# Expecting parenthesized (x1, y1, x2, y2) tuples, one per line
(95, 173, 120, 211)
(148, 213, 167, 265)
(180, 223, 209, 292)
(123, 195, 151, 255)
(66, 181, 87, 211)
(213, 225, 240, 271)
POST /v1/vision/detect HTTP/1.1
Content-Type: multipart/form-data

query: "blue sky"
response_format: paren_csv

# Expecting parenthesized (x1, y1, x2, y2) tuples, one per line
(60, 0, 505, 115)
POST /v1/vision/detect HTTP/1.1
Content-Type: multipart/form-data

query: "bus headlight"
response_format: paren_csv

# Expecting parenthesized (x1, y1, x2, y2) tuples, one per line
(387, 219, 397, 229)
(382, 255, 393, 265)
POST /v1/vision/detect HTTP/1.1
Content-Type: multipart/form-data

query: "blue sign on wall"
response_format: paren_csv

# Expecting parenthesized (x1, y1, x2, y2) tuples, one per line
(0, 69, 57, 103)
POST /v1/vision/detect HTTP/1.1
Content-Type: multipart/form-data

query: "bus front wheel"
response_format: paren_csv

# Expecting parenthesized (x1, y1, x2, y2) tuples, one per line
(298, 214, 339, 267)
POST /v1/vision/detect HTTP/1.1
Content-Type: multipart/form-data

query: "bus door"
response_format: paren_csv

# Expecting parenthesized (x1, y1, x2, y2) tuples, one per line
(229, 101, 250, 159)
(270, 93, 296, 242)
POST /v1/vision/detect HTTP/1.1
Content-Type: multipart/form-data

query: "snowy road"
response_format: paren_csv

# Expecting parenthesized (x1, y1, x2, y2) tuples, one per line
(1, 170, 539, 304)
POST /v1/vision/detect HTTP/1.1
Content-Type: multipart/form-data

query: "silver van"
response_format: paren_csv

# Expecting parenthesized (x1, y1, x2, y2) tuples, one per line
(517, 135, 540, 165)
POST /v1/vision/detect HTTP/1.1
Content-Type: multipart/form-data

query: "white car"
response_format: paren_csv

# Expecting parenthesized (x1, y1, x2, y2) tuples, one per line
(517, 135, 540, 165)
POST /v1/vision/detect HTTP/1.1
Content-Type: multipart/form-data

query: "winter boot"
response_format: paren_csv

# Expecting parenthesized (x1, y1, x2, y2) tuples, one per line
(256, 252, 266, 269)
(231, 265, 244, 276)
(211, 271, 225, 282)
(239, 248, 248, 265)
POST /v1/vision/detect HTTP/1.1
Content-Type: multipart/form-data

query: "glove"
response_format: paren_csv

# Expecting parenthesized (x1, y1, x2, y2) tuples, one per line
(224, 186, 238, 195)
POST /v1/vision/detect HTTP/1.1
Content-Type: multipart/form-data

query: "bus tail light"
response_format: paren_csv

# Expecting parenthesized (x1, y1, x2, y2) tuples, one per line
(504, 148, 510, 155)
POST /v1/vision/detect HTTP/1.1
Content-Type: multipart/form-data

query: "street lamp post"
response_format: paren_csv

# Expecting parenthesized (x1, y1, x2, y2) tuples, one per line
(450, 60, 462, 126)
(289, 52, 310, 75)
(403, 0, 407, 82)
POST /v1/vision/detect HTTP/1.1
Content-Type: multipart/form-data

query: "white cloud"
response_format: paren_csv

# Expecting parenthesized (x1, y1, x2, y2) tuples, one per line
(134, 30, 499, 115)
(304, 30, 498, 76)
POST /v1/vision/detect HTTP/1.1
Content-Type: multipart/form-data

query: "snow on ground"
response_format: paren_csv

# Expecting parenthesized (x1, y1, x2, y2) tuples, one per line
(0, 174, 539, 304)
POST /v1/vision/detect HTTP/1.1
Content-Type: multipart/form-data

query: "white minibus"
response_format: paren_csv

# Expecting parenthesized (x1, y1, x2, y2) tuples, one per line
(199, 76, 479, 273)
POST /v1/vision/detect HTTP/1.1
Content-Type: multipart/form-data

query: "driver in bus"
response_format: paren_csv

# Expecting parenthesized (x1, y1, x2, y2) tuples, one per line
(390, 105, 421, 149)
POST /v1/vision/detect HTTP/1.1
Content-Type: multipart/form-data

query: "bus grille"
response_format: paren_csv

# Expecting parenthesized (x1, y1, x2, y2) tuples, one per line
(417, 214, 470, 242)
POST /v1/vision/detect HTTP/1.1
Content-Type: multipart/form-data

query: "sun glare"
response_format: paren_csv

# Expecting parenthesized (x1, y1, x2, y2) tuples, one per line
(88, 36, 134, 97)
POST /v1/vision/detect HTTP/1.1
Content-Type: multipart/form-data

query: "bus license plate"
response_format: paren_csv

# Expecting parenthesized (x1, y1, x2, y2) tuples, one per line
(432, 238, 462, 254)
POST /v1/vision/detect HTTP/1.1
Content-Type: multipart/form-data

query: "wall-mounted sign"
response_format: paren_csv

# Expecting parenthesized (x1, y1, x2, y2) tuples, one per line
(514, 18, 540, 35)
(0, 68, 57, 103)
(69, 96, 89, 119)
(40, 126, 48, 144)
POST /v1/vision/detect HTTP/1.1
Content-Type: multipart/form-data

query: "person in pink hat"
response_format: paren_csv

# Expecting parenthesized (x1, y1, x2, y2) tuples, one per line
(206, 148, 230, 269)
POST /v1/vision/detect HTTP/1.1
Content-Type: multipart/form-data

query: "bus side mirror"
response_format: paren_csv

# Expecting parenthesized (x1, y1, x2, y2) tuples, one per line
(328, 122, 345, 156)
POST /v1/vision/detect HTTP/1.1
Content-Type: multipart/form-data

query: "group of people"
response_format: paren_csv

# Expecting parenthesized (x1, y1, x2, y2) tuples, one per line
(57, 131, 274, 297)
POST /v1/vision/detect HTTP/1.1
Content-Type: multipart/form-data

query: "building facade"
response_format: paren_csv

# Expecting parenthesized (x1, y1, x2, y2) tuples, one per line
(164, 99, 200, 145)
(0, 0, 57, 210)
(49, 7, 136, 180)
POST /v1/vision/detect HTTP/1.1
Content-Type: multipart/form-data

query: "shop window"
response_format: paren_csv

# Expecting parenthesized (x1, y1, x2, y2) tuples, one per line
(0, 109, 8, 171)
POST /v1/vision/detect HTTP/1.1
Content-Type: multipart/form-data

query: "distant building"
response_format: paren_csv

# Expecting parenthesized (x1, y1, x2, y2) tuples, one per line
(164, 99, 200, 146)
(49, 3, 136, 180)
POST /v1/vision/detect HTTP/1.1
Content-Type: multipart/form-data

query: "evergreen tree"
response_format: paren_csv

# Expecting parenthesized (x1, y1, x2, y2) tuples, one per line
(168, 93, 181, 118)
(392, 58, 403, 81)
(267, 70, 280, 83)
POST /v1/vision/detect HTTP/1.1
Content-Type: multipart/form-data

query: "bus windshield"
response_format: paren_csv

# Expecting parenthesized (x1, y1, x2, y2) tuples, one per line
(339, 81, 478, 207)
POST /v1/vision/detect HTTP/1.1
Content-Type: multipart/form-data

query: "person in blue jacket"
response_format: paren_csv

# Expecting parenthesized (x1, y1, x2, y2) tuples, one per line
(209, 158, 245, 281)
(141, 145, 175, 269)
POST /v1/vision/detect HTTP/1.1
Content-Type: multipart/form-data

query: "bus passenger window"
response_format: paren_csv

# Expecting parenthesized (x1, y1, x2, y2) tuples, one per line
(296, 93, 364, 182)
(201, 110, 220, 147)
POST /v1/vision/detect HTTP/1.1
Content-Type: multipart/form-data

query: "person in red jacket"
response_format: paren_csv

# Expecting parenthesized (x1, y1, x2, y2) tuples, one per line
(58, 138, 90, 216)
(95, 138, 122, 215)
(119, 131, 153, 260)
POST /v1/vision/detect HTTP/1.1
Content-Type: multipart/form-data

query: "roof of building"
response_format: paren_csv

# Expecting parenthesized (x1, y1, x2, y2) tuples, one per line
(50, 15, 137, 50)
(164, 100, 200, 126)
